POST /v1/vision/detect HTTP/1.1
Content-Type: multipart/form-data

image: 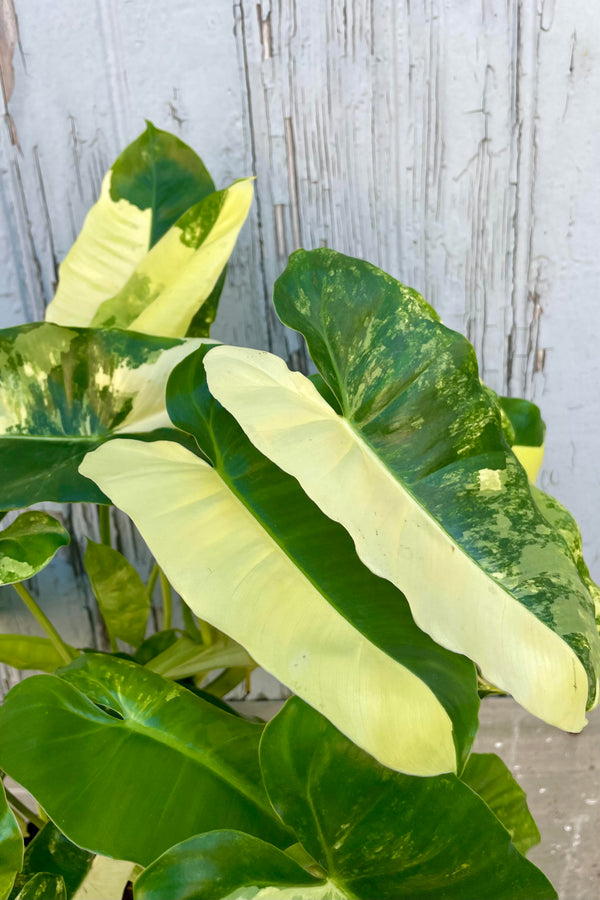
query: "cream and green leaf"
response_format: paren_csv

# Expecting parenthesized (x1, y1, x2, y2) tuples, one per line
(202, 249, 600, 733)
(0, 322, 206, 508)
(0, 511, 69, 585)
(80, 348, 479, 777)
(89, 178, 254, 338)
(45, 123, 253, 339)
(135, 698, 555, 900)
(45, 122, 215, 328)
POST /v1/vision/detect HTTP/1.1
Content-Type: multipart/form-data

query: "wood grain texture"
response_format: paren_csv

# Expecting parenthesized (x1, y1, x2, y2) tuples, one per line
(0, 1, 598, 700)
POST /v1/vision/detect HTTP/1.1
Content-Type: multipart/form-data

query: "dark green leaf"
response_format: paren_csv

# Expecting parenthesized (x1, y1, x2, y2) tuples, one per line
(134, 831, 322, 900)
(133, 629, 180, 665)
(256, 698, 556, 900)
(10, 822, 93, 900)
(84, 540, 150, 647)
(0, 654, 290, 865)
(462, 753, 540, 855)
(0, 512, 69, 585)
(110, 121, 215, 248)
(498, 397, 545, 448)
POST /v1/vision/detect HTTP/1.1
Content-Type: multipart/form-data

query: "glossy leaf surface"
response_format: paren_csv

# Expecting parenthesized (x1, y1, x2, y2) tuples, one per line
(203, 249, 600, 732)
(462, 753, 540, 854)
(84, 541, 150, 647)
(134, 831, 323, 900)
(0, 512, 69, 585)
(90, 179, 254, 338)
(45, 123, 215, 328)
(10, 822, 93, 899)
(258, 698, 555, 899)
(0, 654, 290, 865)
(0, 323, 204, 509)
(0, 781, 22, 900)
(80, 349, 480, 776)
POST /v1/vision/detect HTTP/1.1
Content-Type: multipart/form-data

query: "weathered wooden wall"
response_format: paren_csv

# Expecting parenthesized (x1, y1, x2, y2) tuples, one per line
(0, 1, 599, 692)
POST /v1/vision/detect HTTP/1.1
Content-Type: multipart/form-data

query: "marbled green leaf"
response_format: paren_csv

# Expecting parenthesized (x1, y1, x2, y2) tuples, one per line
(0, 654, 290, 866)
(13, 874, 66, 900)
(0, 781, 22, 900)
(0, 322, 205, 509)
(45, 123, 215, 328)
(0, 512, 69, 585)
(203, 249, 600, 733)
(9, 822, 93, 900)
(461, 753, 540, 855)
(84, 541, 150, 647)
(80, 348, 480, 777)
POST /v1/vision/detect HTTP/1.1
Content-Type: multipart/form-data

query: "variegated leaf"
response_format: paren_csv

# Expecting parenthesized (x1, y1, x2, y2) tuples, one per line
(79, 348, 479, 777)
(90, 179, 254, 338)
(202, 249, 600, 733)
(0, 322, 205, 509)
(45, 122, 215, 328)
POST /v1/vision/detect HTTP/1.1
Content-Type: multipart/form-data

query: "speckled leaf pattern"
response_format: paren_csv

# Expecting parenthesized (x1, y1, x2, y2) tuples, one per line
(256, 698, 556, 900)
(90, 179, 254, 338)
(531, 485, 600, 634)
(0, 654, 291, 866)
(498, 396, 546, 483)
(0, 322, 205, 509)
(13, 873, 66, 900)
(84, 540, 150, 647)
(0, 511, 69, 584)
(10, 821, 94, 900)
(461, 753, 540, 855)
(79, 347, 480, 777)
(45, 123, 215, 328)
(0, 781, 22, 900)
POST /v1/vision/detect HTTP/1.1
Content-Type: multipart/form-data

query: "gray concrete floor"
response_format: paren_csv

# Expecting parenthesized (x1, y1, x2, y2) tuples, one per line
(233, 698, 600, 900)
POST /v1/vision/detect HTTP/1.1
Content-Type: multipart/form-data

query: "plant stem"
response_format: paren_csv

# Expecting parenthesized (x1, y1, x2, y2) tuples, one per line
(4, 787, 45, 831)
(181, 601, 204, 643)
(146, 562, 159, 599)
(159, 568, 172, 630)
(98, 505, 111, 547)
(12, 583, 73, 666)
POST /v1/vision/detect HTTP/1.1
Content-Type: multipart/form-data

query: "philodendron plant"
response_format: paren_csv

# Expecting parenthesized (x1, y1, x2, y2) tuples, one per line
(0, 127, 597, 900)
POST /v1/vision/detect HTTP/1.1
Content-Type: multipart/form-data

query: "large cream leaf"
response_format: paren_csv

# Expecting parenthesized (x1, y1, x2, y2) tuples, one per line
(202, 249, 600, 733)
(80, 350, 480, 776)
